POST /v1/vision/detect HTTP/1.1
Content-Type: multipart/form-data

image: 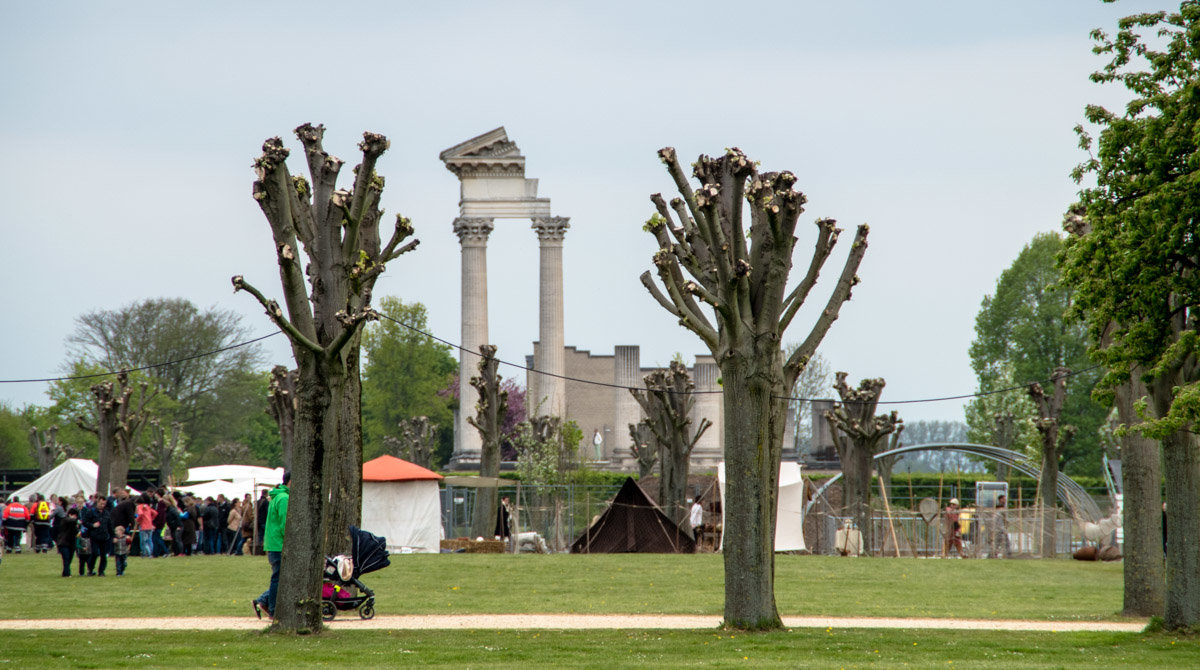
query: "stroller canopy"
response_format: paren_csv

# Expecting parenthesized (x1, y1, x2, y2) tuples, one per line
(349, 525, 391, 577)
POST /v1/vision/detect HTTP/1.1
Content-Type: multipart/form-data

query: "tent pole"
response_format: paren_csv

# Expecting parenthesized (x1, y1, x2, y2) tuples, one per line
(878, 471, 901, 558)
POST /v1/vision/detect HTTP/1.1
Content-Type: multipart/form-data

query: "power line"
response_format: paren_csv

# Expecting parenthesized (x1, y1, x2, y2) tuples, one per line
(0, 332, 281, 385)
(1, 313, 1103, 409)
(375, 312, 1105, 406)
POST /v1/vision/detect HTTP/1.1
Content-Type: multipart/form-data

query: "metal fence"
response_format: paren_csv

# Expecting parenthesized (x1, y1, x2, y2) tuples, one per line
(806, 503, 1101, 558)
(440, 483, 625, 552)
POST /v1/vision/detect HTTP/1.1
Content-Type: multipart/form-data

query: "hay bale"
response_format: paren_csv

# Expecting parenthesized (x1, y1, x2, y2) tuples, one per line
(440, 538, 505, 553)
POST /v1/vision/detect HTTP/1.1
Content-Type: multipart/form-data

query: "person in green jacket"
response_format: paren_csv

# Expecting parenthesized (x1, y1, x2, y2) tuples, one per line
(253, 471, 289, 619)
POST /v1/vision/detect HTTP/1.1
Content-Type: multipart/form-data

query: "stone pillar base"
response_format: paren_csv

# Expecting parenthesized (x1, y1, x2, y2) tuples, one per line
(447, 454, 483, 471)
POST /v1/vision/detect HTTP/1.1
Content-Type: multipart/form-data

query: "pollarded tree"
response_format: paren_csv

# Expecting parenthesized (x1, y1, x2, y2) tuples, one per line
(75, 371, 157, 494)
(234, 124, 418, 632)
(468, 344, 507, 539)
(641, 147, 868, 629)
(824, 373, 902, 553)
(627, 421, 658, 480)
(630, 361, 712, 524)
(1027, 367, 1074, 558)
(384, 416, 438, 469)
(266, 366, 297, 470)
(137, 419, 187, 485)
(28, 425, 60, 474)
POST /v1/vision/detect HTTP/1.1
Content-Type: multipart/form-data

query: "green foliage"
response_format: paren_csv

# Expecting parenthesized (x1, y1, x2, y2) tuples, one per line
(513, 422, 560, 486)
(967, 232, 1108, 476)
(361, 296, 457, 460)
(1067, 4, 1200, 436)
(0, 402, 34, 469)
(62, 298, 267, 458)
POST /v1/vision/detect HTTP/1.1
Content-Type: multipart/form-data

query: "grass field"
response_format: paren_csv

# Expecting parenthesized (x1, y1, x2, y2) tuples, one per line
(0, 550, 1131, 620)
(2, 550, 1194, 668)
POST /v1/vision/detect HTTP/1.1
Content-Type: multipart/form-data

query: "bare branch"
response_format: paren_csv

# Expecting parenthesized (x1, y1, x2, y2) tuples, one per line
(231, 275, 322, 354)
(785, 224, 869, 378)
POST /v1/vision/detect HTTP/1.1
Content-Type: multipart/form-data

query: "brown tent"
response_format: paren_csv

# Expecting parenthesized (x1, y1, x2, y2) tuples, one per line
(570, 477, 696, 554)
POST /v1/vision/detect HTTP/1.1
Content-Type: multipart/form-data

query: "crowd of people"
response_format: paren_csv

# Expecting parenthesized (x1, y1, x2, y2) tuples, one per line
(1, 486, 274, 577)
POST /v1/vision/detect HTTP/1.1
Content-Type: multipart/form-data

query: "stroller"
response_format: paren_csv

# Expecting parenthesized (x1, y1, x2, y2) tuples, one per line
(321, 525, 391, 621)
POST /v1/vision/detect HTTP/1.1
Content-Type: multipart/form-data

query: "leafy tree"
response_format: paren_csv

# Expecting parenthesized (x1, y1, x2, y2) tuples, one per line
(0, 402, 35, 469)
(361, 297, 456, 461)
(235, 124, 418, 632)
(967, 232, 1106, 476)
(1066, 3, 1200, 630)
(640, 147, 868, 629)
(66, 297, 267, 455)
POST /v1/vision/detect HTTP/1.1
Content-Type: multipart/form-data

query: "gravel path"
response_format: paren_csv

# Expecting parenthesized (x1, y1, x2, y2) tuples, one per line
(0, 614, 1146, 632)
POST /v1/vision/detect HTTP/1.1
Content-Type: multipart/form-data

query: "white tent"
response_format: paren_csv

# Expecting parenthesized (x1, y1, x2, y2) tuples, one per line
(717, 461, 807, 552)
(185, 464, 282, 486)
(172, 479, 270, 501)
(9, 459, 139, 501)
(360, 455, 443, 553)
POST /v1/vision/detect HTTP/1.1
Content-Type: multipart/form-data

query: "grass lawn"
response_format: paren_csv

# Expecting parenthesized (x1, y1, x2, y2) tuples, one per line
(5, 550, 1189, 668)
(0, 550, 1130, 620)
(0, 628, 1196, 669)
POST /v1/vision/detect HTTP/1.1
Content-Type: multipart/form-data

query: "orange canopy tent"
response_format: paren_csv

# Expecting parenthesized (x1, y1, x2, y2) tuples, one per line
(360, 455, 443, 553)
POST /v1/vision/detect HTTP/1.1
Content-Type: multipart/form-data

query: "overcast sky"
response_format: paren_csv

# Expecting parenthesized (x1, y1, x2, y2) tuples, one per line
(0, 1, 1162, 422)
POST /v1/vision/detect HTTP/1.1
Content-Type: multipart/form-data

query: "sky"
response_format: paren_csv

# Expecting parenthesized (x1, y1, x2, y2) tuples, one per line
(0, 1, 1165, 422)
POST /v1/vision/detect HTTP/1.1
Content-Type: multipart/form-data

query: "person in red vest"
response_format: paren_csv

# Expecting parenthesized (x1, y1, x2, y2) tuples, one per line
(3, 496, 31, 553)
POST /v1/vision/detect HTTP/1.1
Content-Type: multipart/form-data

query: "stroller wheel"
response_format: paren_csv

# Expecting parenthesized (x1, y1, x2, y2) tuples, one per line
(320, 600, 337, 622)
(359, 602, 375, 620)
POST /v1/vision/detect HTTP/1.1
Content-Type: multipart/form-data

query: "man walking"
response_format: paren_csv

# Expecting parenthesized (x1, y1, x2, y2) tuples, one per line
(252, 472, 289, 620)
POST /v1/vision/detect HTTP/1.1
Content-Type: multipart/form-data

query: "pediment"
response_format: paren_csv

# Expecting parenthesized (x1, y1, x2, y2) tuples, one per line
(440, 127, 522, 160)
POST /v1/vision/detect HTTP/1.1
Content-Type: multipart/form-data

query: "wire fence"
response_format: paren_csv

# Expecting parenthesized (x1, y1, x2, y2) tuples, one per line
(438, 480, 1118, 557)
(440, 484, 627, 552)
(805, 504, 1105, 558)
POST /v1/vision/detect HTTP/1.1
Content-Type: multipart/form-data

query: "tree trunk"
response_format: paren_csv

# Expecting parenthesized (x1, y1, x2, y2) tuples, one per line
(267, 366, 297, 470)
(1115, 374, 1165, 617)
(325, 345, 362, 556)
(719, 350, 783, 630)
(838, 437, 874, 552)
(1151, 372, 1200, 630)
(468, 345, 505, 539)
(661, 439, 691, 525)
(1036, 441, 1059, 558)
(274, 351, 336, 633)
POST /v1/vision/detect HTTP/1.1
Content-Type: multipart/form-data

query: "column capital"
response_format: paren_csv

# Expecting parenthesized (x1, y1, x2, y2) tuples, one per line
(531, 216, 570, 243)
(453, 217, 494, 245)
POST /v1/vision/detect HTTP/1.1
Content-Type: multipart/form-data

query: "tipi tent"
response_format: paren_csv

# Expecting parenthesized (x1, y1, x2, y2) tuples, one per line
(717, 461, 807, 552)
(360, 455, 443, 553)
(570, 477, 696, 554)
(9, 459, 138, 500)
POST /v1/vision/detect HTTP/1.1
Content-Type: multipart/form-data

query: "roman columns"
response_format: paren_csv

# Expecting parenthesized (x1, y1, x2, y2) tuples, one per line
(532, 216, 569, 417)
(441, 128, 568, 468)
(453, 216, 494, 464)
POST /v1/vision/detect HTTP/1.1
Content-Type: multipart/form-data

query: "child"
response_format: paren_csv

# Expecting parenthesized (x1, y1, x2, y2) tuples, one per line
(113, 525, 131, 576)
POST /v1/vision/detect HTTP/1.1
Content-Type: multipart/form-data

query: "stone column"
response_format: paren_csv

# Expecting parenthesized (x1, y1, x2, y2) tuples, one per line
(613, 345, 641, 470)
(531, 216, 569, 418)
(451, 217, 494, 469)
